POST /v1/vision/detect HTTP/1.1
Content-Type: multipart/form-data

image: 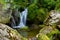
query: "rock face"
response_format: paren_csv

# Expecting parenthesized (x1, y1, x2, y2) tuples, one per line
(37, 10, 60, 40)
(0, 23, 27, 40)
(0, 3, 12, 24)
(44, 10, 60, 25)
(49, 10, 60, 25)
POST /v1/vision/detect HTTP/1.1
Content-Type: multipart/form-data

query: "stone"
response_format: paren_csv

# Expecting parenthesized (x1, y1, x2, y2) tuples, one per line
(0, 3, 12, 24)
(39, 26, 53, 35)
(0, 23, 27, 40)
(44, 10, 60, 26)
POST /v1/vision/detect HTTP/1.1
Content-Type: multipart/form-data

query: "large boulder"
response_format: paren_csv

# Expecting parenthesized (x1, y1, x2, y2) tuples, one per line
(44, 10, 60, 26)
(0, 23, 27, 40)
(49, 10, 60, 25)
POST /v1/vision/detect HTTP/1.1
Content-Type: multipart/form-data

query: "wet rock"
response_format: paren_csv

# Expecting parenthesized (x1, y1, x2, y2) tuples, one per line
(0, 23, 27, 40)
(11, 9, 20, 25)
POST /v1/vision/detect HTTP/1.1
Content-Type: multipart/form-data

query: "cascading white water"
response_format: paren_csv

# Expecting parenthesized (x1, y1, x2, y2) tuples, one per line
(13, 8, 28, 28)
(18, 8, 28, 27)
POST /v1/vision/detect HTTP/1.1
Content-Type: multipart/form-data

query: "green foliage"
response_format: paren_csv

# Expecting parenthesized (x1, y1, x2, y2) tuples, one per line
(36, 8, 48, 23)
(0, 0, 6, 9)
(30, 0, 38, 4)
(28, 4, 38, 20)
(0, 0, 5, 4)
(38, 0, 56, 11)
(28, 4, 48, 24)
(37, 25, 60, 40)
(47, 29, 60, 37)
(13, 0, 28, 8)
(55, 0, 60, 11)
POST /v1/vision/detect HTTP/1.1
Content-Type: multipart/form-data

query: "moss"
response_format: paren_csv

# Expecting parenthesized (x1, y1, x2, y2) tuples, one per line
(16, 26, 29, 31)
(0, 16, 10, 24)
(37, 33, 50, 40)
(37, 25, 60, 40)
(47, 28, 60, 37)
(10, 30, 28, 40)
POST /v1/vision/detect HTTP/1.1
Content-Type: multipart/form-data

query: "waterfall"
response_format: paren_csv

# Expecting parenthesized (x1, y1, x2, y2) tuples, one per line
(13, 8, 28, 28)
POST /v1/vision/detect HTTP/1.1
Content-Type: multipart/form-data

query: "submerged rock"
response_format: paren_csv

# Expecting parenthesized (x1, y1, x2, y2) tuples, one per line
(0, 23, 27, 40)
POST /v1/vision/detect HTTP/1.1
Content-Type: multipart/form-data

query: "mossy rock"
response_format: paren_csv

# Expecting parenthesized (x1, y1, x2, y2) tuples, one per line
(37, 25, 60, 40)
(39, 25, 59, 35)
(0, 3, 11, 24)
(39, 26, 53, 35)
(16, 26, 29, 31)
(0, 16, 10, 23)
(0, 12, 11, 24)
(37, 33, 50, 40)
(0, 23, 27, 40)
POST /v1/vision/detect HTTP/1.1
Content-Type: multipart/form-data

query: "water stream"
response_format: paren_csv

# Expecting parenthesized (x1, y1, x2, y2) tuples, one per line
(13, 8, 40, 40)
(13, 8, 28, 28)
